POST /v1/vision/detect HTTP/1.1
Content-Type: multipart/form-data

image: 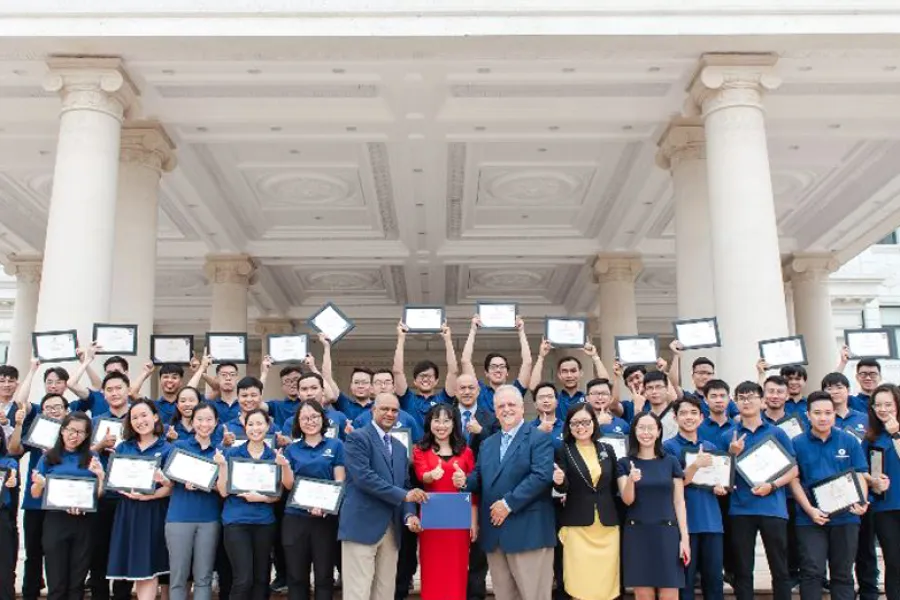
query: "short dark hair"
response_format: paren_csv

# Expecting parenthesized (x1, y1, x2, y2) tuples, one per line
(103, 356, 129, 372)
(734, 381, 763, 398)
(215, 362, 239, 374)
(279, 365, 303, 379)
(673, 395, 703, 416)
(243, 407, 271, 429)
(763, 375, 788, 389)
(0, 365, 19, 380)
(102, 371, 131, 389)
(123, 398, 164, 441)
(291, 399, 329, 438)
(413, 360, 440, 380)
(627, 412, 665, 459)
(857, 358, 882, 374)
(237, 376, 264, 394)
(159, 364, 184, 378)
(373, 368, 393, 379)
(692, 357, 715, 371)
(483, 353, 509, 372)
(556, 356, 582, 371)
(40, 393, 68, 410)
(643, 370, 668, 387)
(191, 401, 218, 424)
(780, 365, 807, 380)
(622, 365, 647, 381)
(562, 403, 602, 445)
(43, 367, 69, 382)
(821, 372, 851, 390)
(350, 367, 374, 381)
(703, 379, 731, 396)
(298, 371, 324, 388)
(586, 378, 612, 393)
(532, 382, 557, 402)
(807, 390, 835, 411)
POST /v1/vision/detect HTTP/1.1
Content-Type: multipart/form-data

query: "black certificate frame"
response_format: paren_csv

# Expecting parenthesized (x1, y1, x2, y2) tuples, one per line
(92, 323, 139, 356)
(390, 427, 412, 459)
(150, 334, 194, 366)
(475, 302, 519, 331)
(683, 448, 735, 490)
(614, 334, 660, 366)
(205, 332, 249, 364)
(31, 329, 79, 363)
(735, 434, 797, 487)
(843, 328, 895, 360)
(402, 305, 446, 334)
(599, 433, 629, 459)
(41, 475, 99, 513)
(24, 414, 62, 451)
(810, 469, 866, 517)
(226, 457, 281, 498)
(267, 333, 309, 365)
(774, 416, 805, 439)
(758, 335, 809, 368)
(91, 417, 124, 445)
(288, 476, 345, 515)
(104, 454, 161, 494)
(544, 316, 588, 348)
(672, 317, 721, 350)
(163, 448, 219, 492)
(307, 302, 356, 344)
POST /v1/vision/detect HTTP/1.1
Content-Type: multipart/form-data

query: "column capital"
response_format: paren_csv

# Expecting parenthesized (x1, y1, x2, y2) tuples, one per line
(43, 57, 138, 122)
(4, 255, 43, 284)
(204, 254, 257, 286)
(120, 121, 177, 172)
(687, 53, 781, 118)
(656, 117, 706, 171)
(255, 318, 295, 336)
(784, 253, 841, 284)
(592, 253, 643, 284)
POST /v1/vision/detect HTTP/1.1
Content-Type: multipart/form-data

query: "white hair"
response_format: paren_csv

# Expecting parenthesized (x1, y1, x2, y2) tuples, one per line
(494, 384, 524, 406)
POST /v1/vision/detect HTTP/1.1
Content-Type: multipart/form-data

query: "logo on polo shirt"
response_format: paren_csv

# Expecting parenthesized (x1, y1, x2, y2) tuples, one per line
(614, 426, 622, 433)
(323, 448, 334, 458)
(837, 448, 848, 459)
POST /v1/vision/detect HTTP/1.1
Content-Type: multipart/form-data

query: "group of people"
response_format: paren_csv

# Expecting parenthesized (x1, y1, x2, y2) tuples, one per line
(0, 314, 896, 600)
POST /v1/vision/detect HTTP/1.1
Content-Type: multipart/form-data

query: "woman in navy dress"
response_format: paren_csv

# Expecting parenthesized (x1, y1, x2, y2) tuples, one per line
(167, 386, 201, 442)
(107, 399, 174, 600)
(617, 412, 690, 600)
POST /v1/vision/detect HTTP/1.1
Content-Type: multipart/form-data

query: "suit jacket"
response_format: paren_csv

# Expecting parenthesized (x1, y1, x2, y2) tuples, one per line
(466, 422, 555, 553)
(460, 404, 500, 460)
(553, 440, 620, 527)
(338, 423, 414, 545)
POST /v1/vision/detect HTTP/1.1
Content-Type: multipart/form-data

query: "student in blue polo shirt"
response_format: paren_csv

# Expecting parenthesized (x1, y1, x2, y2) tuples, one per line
(668, 345, 739, 419)
(822, 372, 869, 440)
(863, 383, 900, 600)
(614, 361, 677, 424)
(214, 407, 281, 600)
(67, 345, 134, 417)
(531, 339, 610, 421)
(664, 396, 728, 600)
(836, 346, 882, 414)
(0, 433, 17, 600)
(188, 357, 242, 425)
(276, 399, 345, 600)
(30, 412, 105, 600)
(223, 377, 278, 446)
(719, 381, 798, 600)
(584, 378, 630, 435)
(460, 313, 533, 412)
(165, 402, 222, 600)
(276, 371, 349, 442)
(127, 363, 185, 426)
(789, 391, 869, 600)
(531, 382, 564, 450)
(697, 380, 736, 444)
(778, 365, 809, 417)
(393, 320, 459, 430)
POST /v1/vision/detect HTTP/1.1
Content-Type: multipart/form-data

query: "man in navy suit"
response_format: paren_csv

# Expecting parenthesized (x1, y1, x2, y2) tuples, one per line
(339, 392, 428, 600)
(453, 385, 556, 600)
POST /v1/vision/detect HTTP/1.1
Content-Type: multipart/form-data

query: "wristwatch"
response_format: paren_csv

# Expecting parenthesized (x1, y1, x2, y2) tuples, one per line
(890, 432, 900, 440)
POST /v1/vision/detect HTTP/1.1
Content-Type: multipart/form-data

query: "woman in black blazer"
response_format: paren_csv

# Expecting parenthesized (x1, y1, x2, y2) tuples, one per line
(553, 403, 621, 600)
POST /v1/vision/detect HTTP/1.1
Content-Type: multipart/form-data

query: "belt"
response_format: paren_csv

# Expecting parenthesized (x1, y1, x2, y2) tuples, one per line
(626, 519, 675, 526)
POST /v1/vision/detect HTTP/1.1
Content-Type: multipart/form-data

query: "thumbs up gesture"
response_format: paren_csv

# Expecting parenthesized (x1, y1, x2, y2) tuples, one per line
(166, 425, 178, 441)
(213, 449, 226, 466)
(429, 462, 445, 482)
(729, 432, 747, 456)
(222, 426, 235, 447)
(466, 416, 482, 435)
(628, 461, 642, 483)
(452, 462, 467, 489)
(552, 462, 565, 486)
(694, 446, 713, 469)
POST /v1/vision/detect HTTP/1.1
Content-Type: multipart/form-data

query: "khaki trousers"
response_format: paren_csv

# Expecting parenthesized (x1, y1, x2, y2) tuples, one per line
(487, 547, 554, 600)
(341, 526, 398, 600)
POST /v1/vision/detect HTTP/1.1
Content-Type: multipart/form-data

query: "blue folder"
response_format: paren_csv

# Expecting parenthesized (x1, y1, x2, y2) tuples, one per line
(420, 492, 472, 530)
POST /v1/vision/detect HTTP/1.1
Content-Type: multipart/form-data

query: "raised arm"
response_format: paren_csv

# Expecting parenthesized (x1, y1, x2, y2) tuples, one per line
(837, 345, 850, 373)
(515, 318, 533, 389)
(67, 345, 98, 400)
(441, 323, 459, 397)
(129, 362, 156, 399)
(187, 351, 212, 390)
(529, 339, 551, 392)
(14, 358, 40, 409)
(319, 334, 340, 402)
(582, 340, 608, 380)
(460, 315, 479, 378)
(756, 358, 769, 387)
(393, 321, 409, 397)
(668, 340, 684, 397)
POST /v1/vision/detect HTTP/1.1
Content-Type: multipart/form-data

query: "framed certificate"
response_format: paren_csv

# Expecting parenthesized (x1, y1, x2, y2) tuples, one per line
(774, 416, 804, 439)
(684, 448, 734, 489)
(735, 435, 796, 487)
(288, 477, 345, 515)
(869, 447, 885, 481)
(105, 454, 161, 494)
(308, 303, 355, 344)
(403, 305, 445, 333)
(42, 475, 98, 513)
(844, 328, 894, 360)
(544, 317, 587, 348)
(599, 434, 628, 459)
(227, 457, 281, 497)
(150, 335, 193, 366)
(673, 317, 721, 350)
(92, 418, 124, 446)
(267, 334, 308, 364)
(32, 330, 78, 363)
(206, 333, 248, 364)
(615, 335, 659, 366)
(476, 302, 518, 330)
(163, 448, 219, 492)
(325, 423, 338, 439)
(92, 323, 138, 356)
(758, 336, 807, 368)
(658, 406, 678, 442)
(811, 470, 866, 516)
(24, 415, 62, 451)
(390, 427, 412, 459)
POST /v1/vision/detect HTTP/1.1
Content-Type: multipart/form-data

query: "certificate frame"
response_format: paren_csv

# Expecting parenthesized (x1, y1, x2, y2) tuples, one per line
(162, 448, 219, 492)
(683, 448, 735, 490)
(92, 418, 124, 446)
(544, 317, 588, 348)
(672, 317, 721, 350)
(288, 476, 345, 515)
(758, 335, 808, 368)
(24, 415, 62, 451)
(810, 469, 866, 516)
(476, 302, 518, 331)
(402, 305, 445, 334)
(614, 334, 660, 366)
(205, 332, 249, 364)
(844, 328, 895, 360)
(31, 329, 78, 363)
(735, 434, 797, 487)
(226, 457, 281, 498)
(599, 433, 628, 460)
(41, 475, 98, 513)
(92, 323, 138, 356)
(150, 334, 194, 366)
(869, 446, 885, 481)
(390, 427, 412, 459)
(267, 334, 309, 365)
(104, 454, 161, 494)
(774, 416, 805, 439)
(307, 302, 356, 344)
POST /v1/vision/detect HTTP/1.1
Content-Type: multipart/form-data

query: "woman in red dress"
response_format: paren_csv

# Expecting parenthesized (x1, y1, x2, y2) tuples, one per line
(413, 404, 477, 600)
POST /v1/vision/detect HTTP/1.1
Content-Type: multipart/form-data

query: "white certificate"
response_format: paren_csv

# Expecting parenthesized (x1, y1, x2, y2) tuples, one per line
(207, 333, 248, 364)
(615, 336, 659, 366)
(545, 318, 587, 347)
(390, 428, 412, 458)
(673, 318, 721, 350)
(600, 435, 628, 459)
(92, 324, 138, 356)
(308, 303, 355, 343)
(325, 424, 338, 439)
(92, 419, 124, 446)
(812, 471, 865, 515)
(870, 448, 885, 479)
(267, 334, 308, 364)
(685, 451, 733, 488)
(228, 459, 279, 496)
(845, 329, 893, 359)
(25, 416, 62, 450)
(151, 335, 193, 365)
(477, 303, 517, 330)
(759, 336, 807, 368)
(403, 306, 444, 332)
(659, 408, 678, 442)
(44, 476, 97, 512)
(164, 449, 219, 491)
(32, 330, 78, 363)
(736, 437, 795, 487)
(776, 417, 804, 439)
(106, 455, 159, 493)
(289, 477, 344, 514)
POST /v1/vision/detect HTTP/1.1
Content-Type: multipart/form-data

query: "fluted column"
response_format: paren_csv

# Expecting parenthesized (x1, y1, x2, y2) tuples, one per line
(5, 257, 42, 370)
(688, 53, 788, 384)
(786, 254, 839, 386)
(205, 255, 256, 333)
(256, 318, 294, 400)
(593, 254, 643, 366)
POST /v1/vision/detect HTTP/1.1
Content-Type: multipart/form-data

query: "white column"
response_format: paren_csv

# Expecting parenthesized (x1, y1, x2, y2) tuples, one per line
(786, 254, 839, 386)
(689, 53, 788, 385)
(593, 254, 643, 366)
(36, 57, 137, 344)
(4, 257, 42, 370)
(110, 123, 176, 375)
(204, 255, 256, 333)
(256, 318, 294, 399)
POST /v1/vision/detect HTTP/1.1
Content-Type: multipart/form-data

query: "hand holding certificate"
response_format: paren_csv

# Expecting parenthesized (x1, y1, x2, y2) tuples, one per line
(105, 455, 161, 494)
(92, 323, 138, 356)
(267, 334, 308, 364)
(758, 336, 808, 368)
(308, 303, 355, 343)
(206, 333, 248, 364)
(615, 335, 659, 366)
(600, 434, 628, 459)
(24, 415, 62, 451)
(32, 330, 78, 363)
(42, 475, 98, 513)
(735, 435, 796, 487)
(164, 448, 219, 492)
(775, 417, 804, 439)
(844, 329, 894, 359)
(476, 303, 517, 330)
(403, 306, 445, 333)
(673, 318, 721, 350)
(227, 457, 280, 497)
(288, 477, 345, 515)
(685, 448, 734, 489)
(150, 335, 193, 365)
(92, 419, 124, 448)
(811, 470, 866, 516)
(544, 317, 587, 348)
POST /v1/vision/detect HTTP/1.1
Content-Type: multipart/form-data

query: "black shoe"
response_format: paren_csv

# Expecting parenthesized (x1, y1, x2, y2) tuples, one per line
(723, 572, 735, 587)
(269, 578, 287, 594)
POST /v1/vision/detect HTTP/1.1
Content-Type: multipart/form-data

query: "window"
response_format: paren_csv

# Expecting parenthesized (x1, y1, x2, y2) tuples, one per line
(879, 307, 900, 358)
(877, 231, 899, 245)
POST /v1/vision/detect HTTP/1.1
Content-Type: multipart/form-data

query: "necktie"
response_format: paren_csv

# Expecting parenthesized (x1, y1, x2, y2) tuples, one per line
(462, 410, 472, 442)
(383, 432, 393, 457)
(500, 432, 512, 462)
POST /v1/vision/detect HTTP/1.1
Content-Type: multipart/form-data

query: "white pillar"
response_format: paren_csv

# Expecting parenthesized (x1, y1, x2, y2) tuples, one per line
(36, 57, 137, 344)
(786, 254, 839, 386)
(593, 254, 643, 366)
(110, 123, 176, 377)
(689, 54, 788, 385)
(4, 257, 42, 370)
(256, 318, 294, 399)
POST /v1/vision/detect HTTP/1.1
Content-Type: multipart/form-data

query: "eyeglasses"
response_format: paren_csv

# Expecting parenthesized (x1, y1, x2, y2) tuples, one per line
(487, 364, 508, 371)
(282, 377, 300, 385)
(299, 415, 323, 424)
(535, 394, 556, 402)
(62, 427, 87, 437)
(736, 394, 760, 403)
(693, 370, 714, 377)
(351, 379, 371, 386)
(644, 384, 666, 392)
(587, 391, 611, 398)
(859, 372, 880, 380)
(569, 419, 593, 429)
(43, 404, 66, 412)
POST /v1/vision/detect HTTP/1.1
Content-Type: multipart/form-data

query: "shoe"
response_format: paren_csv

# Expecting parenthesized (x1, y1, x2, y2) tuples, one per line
(269, 578, 287, 594)
(334, 575, 342, 590)
(723, 572, 735, 587)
